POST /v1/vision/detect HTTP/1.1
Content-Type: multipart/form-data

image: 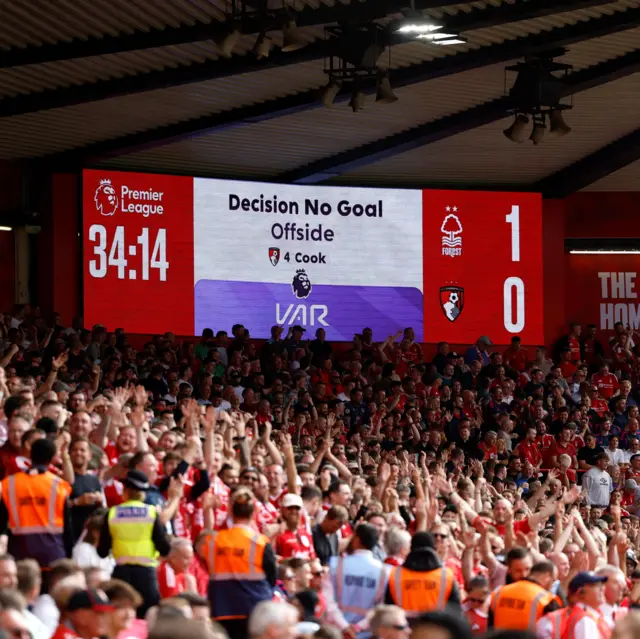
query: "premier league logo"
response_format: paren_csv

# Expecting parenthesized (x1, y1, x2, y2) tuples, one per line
(440, 286, 464, 322)
(292, 269, 312, 300)
(268, 247, 280, 266)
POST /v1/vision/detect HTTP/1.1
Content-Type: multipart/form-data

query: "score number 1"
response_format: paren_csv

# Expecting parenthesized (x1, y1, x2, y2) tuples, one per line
(504, 205, 525, 333)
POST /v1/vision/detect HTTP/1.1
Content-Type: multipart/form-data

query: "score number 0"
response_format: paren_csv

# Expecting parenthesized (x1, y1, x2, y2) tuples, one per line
(504, 205, 525, 333)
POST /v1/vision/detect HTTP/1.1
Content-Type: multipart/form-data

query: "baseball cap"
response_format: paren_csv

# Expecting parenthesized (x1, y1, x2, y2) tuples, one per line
(292, 325, 306, 333)
(568, 571, 608, 593)
(282, 493, 303, 509)
(67, 589, 115, 613)
(478, 335, 493, 346)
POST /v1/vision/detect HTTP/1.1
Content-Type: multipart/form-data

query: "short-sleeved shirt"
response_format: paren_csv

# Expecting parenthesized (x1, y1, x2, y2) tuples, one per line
(157, 560, 187, 599)
(274, 528, 317, 560)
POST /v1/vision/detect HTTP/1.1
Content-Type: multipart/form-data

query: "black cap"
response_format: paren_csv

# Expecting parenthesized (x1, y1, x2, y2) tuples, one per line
(411, 531, 435, 551)
(122, 469, 150, 491)
(292, 325, 306, 333)
(568, 571, 608, 593)
(67, 589, 114, 613)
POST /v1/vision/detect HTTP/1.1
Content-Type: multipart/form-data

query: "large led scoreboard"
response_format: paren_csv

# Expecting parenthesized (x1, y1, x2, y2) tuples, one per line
(82, 169, 543, 343)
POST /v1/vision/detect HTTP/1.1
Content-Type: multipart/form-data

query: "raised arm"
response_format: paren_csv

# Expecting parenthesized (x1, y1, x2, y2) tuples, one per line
(261, 421, 284, 467)
(281, 433, 298, 495)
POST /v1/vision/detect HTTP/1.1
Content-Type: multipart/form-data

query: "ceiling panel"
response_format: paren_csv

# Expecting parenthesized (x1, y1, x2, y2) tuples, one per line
(329, 73, 640, 186)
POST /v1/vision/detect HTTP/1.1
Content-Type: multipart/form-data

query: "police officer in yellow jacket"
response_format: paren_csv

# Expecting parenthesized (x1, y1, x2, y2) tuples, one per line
(98, 470, 170, 616)
(489, 560, 562, 632)
(385, 532, 461, 618)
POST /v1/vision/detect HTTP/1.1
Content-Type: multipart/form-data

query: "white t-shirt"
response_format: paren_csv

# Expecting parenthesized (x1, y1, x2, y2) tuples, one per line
(604, 448, 625, 466)
(32, 595, 59, 636)
(71, 541, 115, 576)
(582, 468, 613, 506)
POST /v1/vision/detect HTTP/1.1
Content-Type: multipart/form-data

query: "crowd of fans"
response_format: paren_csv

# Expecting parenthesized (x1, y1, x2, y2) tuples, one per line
(2, 308, 640, 639)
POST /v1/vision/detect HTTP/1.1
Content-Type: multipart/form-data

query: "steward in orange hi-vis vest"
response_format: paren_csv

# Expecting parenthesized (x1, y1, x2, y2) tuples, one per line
(198, 487, 276, 639)
(489, 562, 562, 632)
(385, 532, 461, 618)
(0, 439, 72, 568)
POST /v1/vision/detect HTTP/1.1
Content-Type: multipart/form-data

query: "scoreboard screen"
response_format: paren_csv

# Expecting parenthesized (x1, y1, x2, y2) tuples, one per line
(82, 170, 543, 343)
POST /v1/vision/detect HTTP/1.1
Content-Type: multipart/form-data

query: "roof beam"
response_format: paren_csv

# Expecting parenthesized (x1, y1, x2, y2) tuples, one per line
(279, 49, 640, 184)
(448, 0, 618, 32)
(534, 128, 640, 197)
(0, 0, 463, 69)
(33, 16, 640, 168)
(0, 0, 628, 117)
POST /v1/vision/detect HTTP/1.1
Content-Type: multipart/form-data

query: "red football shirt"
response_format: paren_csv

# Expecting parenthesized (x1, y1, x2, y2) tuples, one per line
(568, 337, 581, 362)
(504, 347, 529, 373)
(593, 373, 620, 400)
(516, 441, 542, 467)
(157, 560, 188, 599)
(274, 528, 317, 560)
(495, 518, 531, 537)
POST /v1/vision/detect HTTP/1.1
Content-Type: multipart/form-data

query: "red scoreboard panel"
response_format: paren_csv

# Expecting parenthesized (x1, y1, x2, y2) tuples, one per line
(83, 170, 195, 335)
(422, 190, 543, 345)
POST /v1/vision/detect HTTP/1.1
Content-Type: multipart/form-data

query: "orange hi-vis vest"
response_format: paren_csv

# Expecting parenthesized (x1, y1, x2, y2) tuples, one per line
(544, 605, 611, 639)
(201, 525, 273, 621)
(1, 471, 70, 535)
(490, 580, 560, 631)
(388, 566, 454, 617)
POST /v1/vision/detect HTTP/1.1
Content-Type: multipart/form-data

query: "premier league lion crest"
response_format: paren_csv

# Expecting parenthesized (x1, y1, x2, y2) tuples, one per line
(440, 286, 464, 322)
(292, 269, 312, 300)
(94, 178, 118, 216)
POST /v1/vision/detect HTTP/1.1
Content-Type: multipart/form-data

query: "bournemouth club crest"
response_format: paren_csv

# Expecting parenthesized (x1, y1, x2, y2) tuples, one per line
(268, 247, 280, 266)
(440, 286, 464, 322)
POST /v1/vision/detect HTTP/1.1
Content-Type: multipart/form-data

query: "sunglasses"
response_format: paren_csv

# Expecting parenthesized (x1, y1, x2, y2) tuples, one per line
(243, 476, 258, 482)
(433, 533, 448, 540)
(468, 597, 487, 604)
(312, 571, 324, 577)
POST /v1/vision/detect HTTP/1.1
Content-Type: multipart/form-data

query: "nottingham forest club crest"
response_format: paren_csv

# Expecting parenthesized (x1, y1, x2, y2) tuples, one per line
(440, 286, 464, 322)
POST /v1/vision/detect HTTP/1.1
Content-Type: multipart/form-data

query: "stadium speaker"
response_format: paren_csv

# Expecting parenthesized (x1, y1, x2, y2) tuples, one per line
(503, 115, 530, 143)
(349, 89, 366, 112)
(253, 32, 272, 59)
(321, 80, 342, 108)
(282, 20, 307, 52)
(549, 109, 572, 138)
(530, 121, 546, 145)
(376, 73, 398, 104)
(216, 28, 241, 57)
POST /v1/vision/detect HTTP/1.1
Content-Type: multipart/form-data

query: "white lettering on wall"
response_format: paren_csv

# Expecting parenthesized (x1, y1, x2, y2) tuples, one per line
(599, 271, 639, 329)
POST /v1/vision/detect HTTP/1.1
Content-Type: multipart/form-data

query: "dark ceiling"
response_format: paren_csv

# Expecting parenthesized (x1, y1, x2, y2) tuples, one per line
(1, 0, 639, 194)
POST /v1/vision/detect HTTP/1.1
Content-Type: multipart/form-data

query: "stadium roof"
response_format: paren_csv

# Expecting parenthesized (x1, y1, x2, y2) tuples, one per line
(1, 0, 639, 195)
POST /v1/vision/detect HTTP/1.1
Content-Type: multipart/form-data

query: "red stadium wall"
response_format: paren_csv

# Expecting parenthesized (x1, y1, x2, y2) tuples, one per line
(0, 161, 21, 311)
(0, 170, 636, 349)
(560, 192, 640, 343)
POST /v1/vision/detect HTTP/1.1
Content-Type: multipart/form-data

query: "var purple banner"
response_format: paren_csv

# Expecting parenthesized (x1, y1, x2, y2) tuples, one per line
(194, 278, 423, 341)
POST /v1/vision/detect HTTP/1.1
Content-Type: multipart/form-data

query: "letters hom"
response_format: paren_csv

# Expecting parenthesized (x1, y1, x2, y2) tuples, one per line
(598, 272, 640, 329)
